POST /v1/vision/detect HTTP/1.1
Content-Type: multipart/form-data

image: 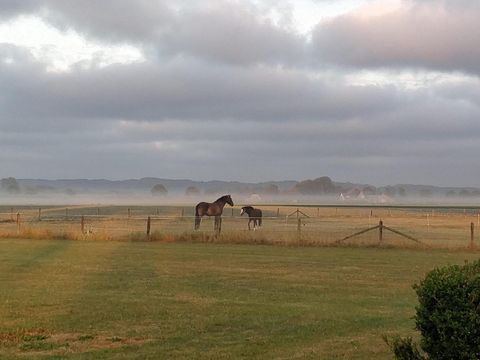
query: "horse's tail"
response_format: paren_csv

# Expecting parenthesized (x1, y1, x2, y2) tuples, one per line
(194, 205, 201, 230)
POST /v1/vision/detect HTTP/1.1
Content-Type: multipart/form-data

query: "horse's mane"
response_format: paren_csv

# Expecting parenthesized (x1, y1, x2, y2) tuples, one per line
(216, 194, 231, 202)
(242, 206, 254, 210)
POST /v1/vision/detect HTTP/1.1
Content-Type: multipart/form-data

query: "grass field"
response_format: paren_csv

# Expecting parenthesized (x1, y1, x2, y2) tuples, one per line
(0, 239, 478, 359)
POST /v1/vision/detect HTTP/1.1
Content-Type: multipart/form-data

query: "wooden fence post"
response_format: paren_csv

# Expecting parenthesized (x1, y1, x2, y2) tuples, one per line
(38, 208, 42, 221)
(65, 208, 69, 220)
(146, 216, 151, 240)
(10, 207, 13, 221)
(378, 220, 383, 243)
(317, 207, 319, 218)
(296, 208, 299, 219)
(97, 208, 100, 216)
(128, 208, 131, 218)
(181, 208, 185, 218)
(16, 213, 20, 234)
(471, 222, 475, 249)
(297, 218, 303, 245)
(81, 216, 85, 234)
(231, 208, 233, 217)
(277, 208, 280, 218)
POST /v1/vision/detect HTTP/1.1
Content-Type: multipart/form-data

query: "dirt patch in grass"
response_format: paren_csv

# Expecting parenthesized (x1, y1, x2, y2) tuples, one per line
(0, 328, 153, 356)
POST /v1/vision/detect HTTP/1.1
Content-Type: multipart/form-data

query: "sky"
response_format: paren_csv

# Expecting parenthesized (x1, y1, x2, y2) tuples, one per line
(0, 0, 479, 186)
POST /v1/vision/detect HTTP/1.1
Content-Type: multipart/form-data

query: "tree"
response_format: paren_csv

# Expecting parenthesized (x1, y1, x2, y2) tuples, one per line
(363, 186, 377, 196)
(459, 189, 471, 197)
(1, 177, 20, 193)
(263, 184, 279, 195)
(151, 184, 168, 196)
(419, 189, 433, 198)
(185, 186, 200, 196)
(384, 186, 397, 197)
(446, 190, 456, 197)
(294, 177, 336, 195)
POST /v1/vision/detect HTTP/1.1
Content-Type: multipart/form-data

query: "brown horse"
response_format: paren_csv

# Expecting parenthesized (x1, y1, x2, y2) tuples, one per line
(194, 195, 234, 231)
(240, 206, 262, 230)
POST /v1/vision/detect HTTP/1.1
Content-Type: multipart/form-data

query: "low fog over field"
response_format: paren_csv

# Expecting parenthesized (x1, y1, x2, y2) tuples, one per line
(2, 176, 480, 206)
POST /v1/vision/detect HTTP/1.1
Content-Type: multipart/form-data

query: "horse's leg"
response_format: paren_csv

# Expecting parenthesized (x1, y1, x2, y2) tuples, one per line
(195, 207, 201, 230)
(218, 217, 222, 233)
(248, 219, 251, 231)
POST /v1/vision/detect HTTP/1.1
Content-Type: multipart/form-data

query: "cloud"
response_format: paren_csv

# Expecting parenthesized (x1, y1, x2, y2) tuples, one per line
(0, 0, 38, 19)
(1, 43, 480, 184)
(311, 0, 480, 74)
(0, 44, 399, 127)
(1, 2, 480, 185)
(3, 0, 480, 74)
(0, 0, 304, 67)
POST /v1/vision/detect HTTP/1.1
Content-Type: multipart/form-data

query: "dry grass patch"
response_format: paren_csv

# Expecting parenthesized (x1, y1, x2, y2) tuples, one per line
(0, 328, 152, 357)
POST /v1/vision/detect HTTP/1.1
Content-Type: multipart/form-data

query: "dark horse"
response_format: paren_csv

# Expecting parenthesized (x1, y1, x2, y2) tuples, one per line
(240, 206, 262, 230)
(195, 195, 234, 231)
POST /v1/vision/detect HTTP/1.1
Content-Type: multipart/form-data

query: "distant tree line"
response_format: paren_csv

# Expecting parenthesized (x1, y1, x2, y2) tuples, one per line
(294, 177, 336, 195)
(1, 177, 20, 193)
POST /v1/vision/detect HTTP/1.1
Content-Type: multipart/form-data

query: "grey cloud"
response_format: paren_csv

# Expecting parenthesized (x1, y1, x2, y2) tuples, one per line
(0, 0, 38, 19)
(1, 15, 480, 186)
(0, 45, 399, 127)
(311, 1, 480, 74)
(435, 79, 480, 107)
(43, 0, 171, 43)
(157, 2, 304, 65)
(4, 0, 480, 74)
(1, 0, 304, 67)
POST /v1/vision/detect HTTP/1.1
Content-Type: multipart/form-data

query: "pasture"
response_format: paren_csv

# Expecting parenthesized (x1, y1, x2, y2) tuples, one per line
(1, 204, 480, 249)
(1, 239, 478, 359)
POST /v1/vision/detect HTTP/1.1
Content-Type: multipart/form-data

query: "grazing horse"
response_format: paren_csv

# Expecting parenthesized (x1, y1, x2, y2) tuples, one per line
(194, 195, 234, 232)
(240, 206, 262, 230)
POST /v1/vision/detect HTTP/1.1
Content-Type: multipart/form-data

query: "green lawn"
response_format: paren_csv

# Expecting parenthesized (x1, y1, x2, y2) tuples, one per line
(0, 239, 478, 359)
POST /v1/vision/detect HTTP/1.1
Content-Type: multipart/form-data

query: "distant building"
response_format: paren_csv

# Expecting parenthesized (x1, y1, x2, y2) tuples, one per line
(339, 188, 366, 200)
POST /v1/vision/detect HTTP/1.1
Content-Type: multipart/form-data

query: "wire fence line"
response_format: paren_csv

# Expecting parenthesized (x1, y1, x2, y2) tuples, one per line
(1, 205, 479, 249)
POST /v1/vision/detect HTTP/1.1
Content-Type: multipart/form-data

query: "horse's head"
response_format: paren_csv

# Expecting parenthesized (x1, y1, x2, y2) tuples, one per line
(240, 206, 252, 216)
(225, 194, 234, 206)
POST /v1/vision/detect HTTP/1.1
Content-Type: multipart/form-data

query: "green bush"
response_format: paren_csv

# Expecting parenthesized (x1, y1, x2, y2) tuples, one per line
(384, 336, 425, 360)
(414, 260, 480, 359)
(389, 260, 480, 359)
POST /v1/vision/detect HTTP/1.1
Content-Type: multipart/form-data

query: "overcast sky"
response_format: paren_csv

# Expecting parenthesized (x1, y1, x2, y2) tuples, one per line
(0, 0, 479, 186)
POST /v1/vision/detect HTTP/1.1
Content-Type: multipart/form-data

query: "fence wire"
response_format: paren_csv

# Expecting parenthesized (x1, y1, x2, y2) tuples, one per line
(1, 205, 479, 248)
